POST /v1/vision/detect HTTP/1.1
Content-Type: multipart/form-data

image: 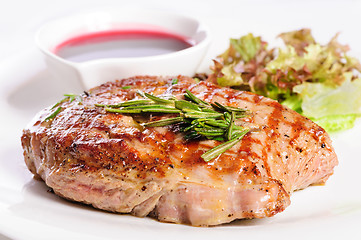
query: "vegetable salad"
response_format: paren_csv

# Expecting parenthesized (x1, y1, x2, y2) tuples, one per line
(209, 29, 361, 132)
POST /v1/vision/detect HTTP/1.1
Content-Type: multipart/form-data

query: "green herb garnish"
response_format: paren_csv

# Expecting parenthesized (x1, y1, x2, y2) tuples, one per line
(121, 86, 132, 90)
(45, 106, 62, 121)
(171, 78, 178, 85)
(201, 129, 249, 162)
(45, 93, 82, 121)
(96, 90, 250, 161)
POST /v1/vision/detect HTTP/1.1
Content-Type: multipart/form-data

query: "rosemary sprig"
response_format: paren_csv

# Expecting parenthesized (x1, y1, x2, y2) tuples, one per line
(142, 117, 184, 127)
(45, 106, 62, 121)
(201, 129, 249, 162)
(184, 89, 209, 107)
(171, 78, 178, 85)
(45, 93, 82, 121)
(121, 86, 132, 89)
(96, 90, 250, 161)
(142, 92, 174, 104)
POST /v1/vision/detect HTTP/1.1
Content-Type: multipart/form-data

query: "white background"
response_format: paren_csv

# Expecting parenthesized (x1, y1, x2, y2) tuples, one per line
(1, 0, 361, 239)
(2, 0, 361, 61)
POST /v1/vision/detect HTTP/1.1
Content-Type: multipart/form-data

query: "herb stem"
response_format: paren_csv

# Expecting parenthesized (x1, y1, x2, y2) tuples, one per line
(96, 89, 250, 161)
(201, 129, 249, 162)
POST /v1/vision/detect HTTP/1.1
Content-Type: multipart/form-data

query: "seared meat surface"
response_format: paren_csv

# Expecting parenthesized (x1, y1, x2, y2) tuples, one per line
(21, 76, 338, 226)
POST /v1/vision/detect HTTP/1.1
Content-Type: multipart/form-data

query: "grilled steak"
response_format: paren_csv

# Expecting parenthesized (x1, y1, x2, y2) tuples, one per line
(21, 76, 338, 226)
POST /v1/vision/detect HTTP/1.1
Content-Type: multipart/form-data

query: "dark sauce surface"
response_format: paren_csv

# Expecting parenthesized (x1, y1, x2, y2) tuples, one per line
(54, 30, 194, 62)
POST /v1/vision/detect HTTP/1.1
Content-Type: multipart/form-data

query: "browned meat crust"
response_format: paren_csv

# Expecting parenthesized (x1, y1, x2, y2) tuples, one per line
(21, 75, 338, 226)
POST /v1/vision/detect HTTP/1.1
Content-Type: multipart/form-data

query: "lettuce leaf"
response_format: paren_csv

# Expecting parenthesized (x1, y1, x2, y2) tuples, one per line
(266, 45, 305, 72)
(210, 33, 274, 91)
(210, 28, 361, 132)
(217, 62, 244, 87)
(311, 114, 358, 132)
(278, 28, 315, 55)
(280, 94, 303, 114)
(219, 33, 263, 64)
(230, 34, 262, 63)
(293, 73, 361, 118)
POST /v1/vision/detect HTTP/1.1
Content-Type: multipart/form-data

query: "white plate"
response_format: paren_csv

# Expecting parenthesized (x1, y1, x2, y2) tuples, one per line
(1, 46, 361, 240)
(0, 25, 361, 240)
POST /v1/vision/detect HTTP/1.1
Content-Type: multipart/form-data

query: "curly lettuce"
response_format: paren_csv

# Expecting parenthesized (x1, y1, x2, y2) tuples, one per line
(210, 28, 361, 132)
(209, 33, 274, 92)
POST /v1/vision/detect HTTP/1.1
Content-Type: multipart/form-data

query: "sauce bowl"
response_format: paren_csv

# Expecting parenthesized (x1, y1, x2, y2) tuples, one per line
(36, 7, 211, 89)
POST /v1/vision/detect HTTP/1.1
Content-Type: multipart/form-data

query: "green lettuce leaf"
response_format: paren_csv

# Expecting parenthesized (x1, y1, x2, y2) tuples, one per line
(280, 94, 303, 114)
(293, 73, 361, 118)
(230, 33, 262, 63)
(266, 45, 305, 72)
(311, 114, 358, 132)
(217, 63, 244, 87)
(219, 33, 263, 63)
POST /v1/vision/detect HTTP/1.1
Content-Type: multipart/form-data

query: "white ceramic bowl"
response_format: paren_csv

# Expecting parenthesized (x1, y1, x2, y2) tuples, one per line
(36, 7, 211, 89)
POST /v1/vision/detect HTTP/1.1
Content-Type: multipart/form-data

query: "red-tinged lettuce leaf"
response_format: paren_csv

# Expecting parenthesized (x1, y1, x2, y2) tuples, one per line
(209, 28, 361, 132)
(278, 28, 315, 55)
(209, 33, 274, 90)
(216, 62, 244, 87)
(266, 32, 361, 88)
(261, 66, 312, 101)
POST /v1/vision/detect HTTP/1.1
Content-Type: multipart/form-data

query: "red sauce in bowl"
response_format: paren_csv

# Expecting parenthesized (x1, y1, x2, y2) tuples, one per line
(54, 30, 195, 62)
